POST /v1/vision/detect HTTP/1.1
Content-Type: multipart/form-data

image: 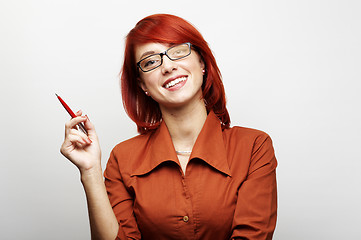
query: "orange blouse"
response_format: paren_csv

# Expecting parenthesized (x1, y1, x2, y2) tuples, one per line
(104, 111, 277, 240)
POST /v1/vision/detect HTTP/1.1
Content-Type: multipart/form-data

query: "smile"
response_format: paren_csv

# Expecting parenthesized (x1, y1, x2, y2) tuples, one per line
(163, 76, 187, 89)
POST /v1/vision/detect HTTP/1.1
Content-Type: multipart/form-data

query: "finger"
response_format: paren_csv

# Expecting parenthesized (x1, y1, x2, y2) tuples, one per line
(69, 134, 87, 147)
(69, 128, 92, 144)
(65, 133, 89, 149)
(65, 116, 85, 138)
(65, 116, 87, 133)
(72, 110, 83, 130)
(75, 109, 83, 117)
(61, 133, 88, 156)
(83, 115, 97, 140)
(83, 115, 94, 131)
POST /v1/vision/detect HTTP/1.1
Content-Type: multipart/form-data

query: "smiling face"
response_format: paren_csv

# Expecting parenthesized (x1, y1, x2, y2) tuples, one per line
(136, 42, 205, 110)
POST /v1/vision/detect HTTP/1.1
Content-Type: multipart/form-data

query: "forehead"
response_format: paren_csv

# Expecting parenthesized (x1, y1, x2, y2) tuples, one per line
(135, 42, 171, 60)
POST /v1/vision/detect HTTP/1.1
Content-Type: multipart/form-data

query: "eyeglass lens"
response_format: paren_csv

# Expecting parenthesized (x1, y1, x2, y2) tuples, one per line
(139, 43, 191, 72)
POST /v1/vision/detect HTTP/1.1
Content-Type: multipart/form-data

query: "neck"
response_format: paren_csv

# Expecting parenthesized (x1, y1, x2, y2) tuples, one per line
(160, 99, 207, 152)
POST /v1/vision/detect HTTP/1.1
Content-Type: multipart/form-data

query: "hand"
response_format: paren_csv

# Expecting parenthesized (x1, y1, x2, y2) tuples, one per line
(60, 110, 102, 174)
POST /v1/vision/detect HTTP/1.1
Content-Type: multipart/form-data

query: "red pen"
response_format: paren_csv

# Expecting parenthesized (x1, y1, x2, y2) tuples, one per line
(56, 93, 88, 135)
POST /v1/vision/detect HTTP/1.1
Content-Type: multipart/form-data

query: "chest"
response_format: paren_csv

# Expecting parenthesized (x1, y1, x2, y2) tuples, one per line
(177, 154, 190, 174)
(128, 160, 239, 239)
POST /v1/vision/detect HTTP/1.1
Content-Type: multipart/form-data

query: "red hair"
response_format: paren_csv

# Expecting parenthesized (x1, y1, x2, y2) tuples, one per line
(121, 14, 230, 134)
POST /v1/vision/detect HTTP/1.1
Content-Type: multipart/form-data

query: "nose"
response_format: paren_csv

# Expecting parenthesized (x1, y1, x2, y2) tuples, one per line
(161, 55, 177, 74)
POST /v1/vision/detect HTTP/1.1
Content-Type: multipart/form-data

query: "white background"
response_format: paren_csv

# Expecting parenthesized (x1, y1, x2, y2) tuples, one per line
(1, 0, 360, 239)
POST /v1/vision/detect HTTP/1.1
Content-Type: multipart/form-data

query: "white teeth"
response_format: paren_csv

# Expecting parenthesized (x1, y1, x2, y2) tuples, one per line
(164, 77, 187, 89)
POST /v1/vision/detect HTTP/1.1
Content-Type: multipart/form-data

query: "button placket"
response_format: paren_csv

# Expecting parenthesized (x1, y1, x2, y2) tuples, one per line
(180, 172, 193, 228)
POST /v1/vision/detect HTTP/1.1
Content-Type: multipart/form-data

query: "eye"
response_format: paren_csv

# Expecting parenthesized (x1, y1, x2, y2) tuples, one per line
(168, 44, 190, 59)
(144, 59, 157, 68)
(172, 49, 185, 56)
(142, 57, 161, 68)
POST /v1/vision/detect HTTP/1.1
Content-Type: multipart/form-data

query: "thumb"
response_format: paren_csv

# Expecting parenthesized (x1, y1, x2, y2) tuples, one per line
(84, 115, 96, 136)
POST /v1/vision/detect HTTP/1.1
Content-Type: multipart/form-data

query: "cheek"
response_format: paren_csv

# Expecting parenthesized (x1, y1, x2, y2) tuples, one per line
(142, 73, 160, 88)
(180, 61, 203, 75)
(190, 65, 204, 80)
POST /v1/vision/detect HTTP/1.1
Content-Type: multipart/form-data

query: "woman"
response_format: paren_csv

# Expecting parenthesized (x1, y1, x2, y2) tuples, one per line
(61, 14, 277, 240)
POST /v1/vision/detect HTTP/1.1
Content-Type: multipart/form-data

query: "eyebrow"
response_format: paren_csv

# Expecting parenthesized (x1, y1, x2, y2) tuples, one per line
(140, 51, 156, 60)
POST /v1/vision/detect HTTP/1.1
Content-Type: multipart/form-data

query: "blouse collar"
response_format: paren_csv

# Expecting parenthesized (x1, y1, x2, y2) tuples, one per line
(131, 111, 231, 177)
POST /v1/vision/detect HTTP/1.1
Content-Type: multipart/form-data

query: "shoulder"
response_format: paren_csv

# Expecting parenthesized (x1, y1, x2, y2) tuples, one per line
(105, 132, 154, 178)
(223, 125, 271, 144)
(112, 133, 150, 155)
(222, 126, 277, 175)
(108, 132, 152, 167)
(222, 126, 275, 158)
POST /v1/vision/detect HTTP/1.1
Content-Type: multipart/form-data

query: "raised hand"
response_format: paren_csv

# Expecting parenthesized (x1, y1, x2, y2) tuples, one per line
(60, 110, 102, 174)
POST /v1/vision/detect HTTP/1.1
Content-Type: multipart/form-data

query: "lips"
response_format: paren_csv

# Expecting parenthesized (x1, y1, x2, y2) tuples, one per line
(163, 76, 188, 89)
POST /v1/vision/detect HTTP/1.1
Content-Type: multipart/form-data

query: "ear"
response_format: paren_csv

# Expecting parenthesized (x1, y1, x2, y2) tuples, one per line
(198, 55, 205, 72)
(137, 77, 148, 92)
(200, 61, 206, 75)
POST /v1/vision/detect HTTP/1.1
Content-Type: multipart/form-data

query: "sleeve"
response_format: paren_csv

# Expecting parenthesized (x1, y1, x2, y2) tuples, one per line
(104, 148, 142, 240)
(231, 133, 278, 240)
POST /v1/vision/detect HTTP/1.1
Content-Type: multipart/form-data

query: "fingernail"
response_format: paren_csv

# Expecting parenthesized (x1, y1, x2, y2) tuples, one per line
(87, 138, 92, 144)
(85, 115, 89, 120)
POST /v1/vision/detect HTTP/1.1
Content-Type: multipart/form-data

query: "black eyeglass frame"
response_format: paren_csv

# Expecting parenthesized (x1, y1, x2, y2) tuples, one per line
(136, 42, 192, 72)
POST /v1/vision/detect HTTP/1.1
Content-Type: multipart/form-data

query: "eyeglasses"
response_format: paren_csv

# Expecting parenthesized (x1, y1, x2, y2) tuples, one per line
(137, 42, 192, 72)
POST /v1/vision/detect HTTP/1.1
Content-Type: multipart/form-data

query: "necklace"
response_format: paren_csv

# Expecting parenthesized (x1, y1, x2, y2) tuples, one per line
(176, 150, 192, 155)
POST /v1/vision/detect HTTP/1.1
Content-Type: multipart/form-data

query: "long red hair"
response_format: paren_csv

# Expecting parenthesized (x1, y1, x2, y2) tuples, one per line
(121, 14, 230, 134)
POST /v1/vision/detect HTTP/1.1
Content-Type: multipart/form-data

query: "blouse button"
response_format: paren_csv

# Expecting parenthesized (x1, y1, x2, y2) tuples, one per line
(183, 215, 189, 222)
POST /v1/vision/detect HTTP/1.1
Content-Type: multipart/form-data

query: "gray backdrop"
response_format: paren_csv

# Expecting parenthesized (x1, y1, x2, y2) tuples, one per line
(1, 0, 360, 239)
